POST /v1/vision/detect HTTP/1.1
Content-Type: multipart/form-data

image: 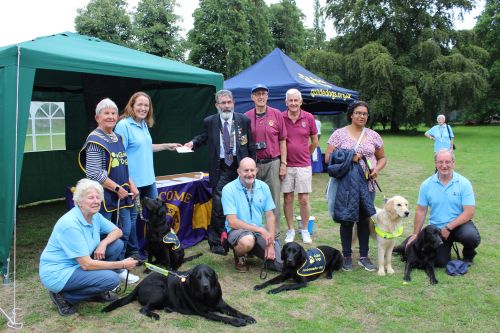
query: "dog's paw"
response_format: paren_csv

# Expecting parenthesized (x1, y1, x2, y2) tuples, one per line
(267, 288, 281, 295)
(377, 270, 386, 276)
(387, 267, 395, 275)
(254, 285, 264, 291)
(325, 274, 333, 280)
(151, 313, 160, 320)
(243, 315, 256, 324)
(229, 318, 247, 327)
(430, 279, 439, 285)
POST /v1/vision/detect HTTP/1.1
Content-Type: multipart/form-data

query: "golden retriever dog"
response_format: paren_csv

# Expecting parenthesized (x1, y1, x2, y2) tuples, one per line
(370, 196, 410, 276)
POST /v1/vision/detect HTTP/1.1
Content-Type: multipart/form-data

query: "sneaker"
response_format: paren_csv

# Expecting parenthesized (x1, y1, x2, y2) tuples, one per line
(118, 269, 140, 284)
(285, 229, 295, 243)
(235, 256, 249, 273)
(89, 291, 119, 303)
(210, 244, 228, 256)
(300, 229, 312, 244)
(358, 257, 376, 272)
(342, 257, 353, 271)
(49, 291, 76, 316)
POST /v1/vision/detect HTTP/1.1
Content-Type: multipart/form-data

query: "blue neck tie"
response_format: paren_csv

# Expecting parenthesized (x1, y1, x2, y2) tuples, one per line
(223, 121, 233, 166)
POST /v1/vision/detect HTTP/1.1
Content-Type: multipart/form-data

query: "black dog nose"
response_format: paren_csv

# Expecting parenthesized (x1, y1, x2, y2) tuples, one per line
(405, 211, 410, 217)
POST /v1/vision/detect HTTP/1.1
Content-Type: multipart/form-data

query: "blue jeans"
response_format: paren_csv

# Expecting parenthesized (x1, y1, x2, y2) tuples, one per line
(102, 207, 133, 260)
(61, 239, 123, 304)
(129, 183, 158, 257)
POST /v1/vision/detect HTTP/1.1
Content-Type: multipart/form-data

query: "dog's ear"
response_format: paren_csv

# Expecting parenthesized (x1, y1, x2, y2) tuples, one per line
(281, 243, 289, 262)
(385, 198, 397, 220)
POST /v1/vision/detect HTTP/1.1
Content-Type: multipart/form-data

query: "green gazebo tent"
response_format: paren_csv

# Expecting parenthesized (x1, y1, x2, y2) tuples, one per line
(0, 32, 223, 275)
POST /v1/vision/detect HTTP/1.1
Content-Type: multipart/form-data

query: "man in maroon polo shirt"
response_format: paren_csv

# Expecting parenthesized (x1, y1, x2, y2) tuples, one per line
(245, 84, 287, 235)
(282, 89, 318, 244)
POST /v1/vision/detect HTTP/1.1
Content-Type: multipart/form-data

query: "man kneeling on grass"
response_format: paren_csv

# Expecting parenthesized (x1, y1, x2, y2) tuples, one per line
(221, 157, 283, 272)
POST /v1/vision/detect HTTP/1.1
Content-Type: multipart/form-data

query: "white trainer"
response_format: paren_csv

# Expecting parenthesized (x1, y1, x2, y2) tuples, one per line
(118, 269, 140, 284)
(300, 229, 313, 244)
(285, 229, 295, 243)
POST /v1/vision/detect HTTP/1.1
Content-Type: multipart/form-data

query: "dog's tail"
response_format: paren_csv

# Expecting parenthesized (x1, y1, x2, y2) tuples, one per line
(101, 288, 138, 313)
(182, 253, 203, 263)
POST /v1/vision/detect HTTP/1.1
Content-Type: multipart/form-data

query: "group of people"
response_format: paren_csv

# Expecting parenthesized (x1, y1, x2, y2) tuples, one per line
(185, 86, 318, 272)
(39, 87, 480, 317)
(40, 92, 181, 315)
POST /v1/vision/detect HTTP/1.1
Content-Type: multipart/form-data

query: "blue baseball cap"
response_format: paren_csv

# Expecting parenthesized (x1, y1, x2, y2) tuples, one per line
(251, 84, 269, 94)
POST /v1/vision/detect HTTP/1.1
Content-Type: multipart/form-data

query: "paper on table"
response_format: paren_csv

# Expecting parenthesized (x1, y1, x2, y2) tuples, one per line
(156, 179, 179, 186)
(176, 146, 193, 153)
(172, 177, 197, 182)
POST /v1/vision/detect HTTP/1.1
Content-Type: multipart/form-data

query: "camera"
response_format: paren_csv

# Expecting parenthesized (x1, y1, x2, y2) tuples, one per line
(255, 141, 267, 150)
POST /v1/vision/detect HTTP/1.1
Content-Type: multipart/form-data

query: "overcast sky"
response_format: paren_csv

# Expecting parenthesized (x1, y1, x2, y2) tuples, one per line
(0, 0, 485, 47)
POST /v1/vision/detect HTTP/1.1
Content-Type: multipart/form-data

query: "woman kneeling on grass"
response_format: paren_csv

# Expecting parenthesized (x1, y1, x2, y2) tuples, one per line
(39, 179, 139, 316)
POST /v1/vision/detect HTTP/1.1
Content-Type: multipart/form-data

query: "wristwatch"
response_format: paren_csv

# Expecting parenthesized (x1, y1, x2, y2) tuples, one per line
(114, 185, 121, 192)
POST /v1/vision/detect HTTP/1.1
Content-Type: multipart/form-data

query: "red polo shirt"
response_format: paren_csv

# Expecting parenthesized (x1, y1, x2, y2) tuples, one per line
(282, 109, 317, 167)
(245, 106, 287, 160)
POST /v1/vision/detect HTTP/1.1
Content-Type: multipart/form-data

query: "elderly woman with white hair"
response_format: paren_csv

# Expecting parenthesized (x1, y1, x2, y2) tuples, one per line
(78, 98, 140, 284)
(425, 114, 455, 153)
(39, 179, 139, 316)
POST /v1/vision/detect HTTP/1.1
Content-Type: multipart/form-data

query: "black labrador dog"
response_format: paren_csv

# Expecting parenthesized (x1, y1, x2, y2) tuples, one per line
(102, 264, 256, 327)
(393, 225, 443, 285)
(142, 197, 202, 270)
(254, 242, 343, 294)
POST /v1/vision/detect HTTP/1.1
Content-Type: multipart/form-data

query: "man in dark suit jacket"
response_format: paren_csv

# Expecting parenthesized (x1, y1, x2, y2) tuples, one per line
(184, 90, 255, 255)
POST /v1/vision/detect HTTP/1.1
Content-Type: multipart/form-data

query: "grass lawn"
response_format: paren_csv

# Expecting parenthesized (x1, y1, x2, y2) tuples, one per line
(2, 125, 499, 332)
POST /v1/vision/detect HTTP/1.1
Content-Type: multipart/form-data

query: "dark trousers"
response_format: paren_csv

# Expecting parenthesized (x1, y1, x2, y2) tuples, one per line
(436, 220, 480, 267)
(208, 160, 238, 247)
(339, 191, 375, 258)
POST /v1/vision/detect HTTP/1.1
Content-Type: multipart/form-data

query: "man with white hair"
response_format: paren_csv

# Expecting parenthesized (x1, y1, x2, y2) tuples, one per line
(184, 90, 255, 255)
(425, 114, 455, 153)
(281, 89, 318, 244)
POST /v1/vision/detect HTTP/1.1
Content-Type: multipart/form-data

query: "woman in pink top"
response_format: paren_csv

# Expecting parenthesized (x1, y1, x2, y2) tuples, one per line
(324, 101, 387, 272)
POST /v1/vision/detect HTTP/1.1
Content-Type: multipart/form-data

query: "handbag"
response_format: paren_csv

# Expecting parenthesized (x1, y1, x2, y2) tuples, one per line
(446, 125, 456, 150)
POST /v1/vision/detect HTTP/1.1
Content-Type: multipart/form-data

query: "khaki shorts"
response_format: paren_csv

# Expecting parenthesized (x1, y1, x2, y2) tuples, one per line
(281, 166, 312, 193)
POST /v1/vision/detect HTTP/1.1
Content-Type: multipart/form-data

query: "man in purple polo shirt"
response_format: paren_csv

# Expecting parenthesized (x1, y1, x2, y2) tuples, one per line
(282, 89, 318, 244)
(244, 84, 287, 235)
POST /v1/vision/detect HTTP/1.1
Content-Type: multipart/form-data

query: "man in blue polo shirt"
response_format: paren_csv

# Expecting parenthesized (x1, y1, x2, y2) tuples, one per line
(408, 149, 480, 267)
(221, 157, 282, 272)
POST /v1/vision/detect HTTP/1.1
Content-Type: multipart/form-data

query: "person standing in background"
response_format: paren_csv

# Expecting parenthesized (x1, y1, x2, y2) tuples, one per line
(425, 114, 454, 153)
(244, 84, 287, 236)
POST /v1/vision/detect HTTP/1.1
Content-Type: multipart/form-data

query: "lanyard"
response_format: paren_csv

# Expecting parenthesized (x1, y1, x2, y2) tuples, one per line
(253, 107, 267, 143)
(241, 182, 254, 221)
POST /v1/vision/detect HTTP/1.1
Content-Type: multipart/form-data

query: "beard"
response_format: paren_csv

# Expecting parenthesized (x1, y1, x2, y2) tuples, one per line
(218, 109, 233, 121)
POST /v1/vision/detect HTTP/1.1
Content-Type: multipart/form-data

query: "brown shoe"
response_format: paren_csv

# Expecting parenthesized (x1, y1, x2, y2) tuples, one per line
(235, 255, 249, 273)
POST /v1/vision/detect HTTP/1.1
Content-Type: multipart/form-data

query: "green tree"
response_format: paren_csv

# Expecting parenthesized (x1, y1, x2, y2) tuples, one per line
(269, 0, 307, 59)
(247, 0, 274, 64)
(312, 0, 326, 49)
(467, 0, 500, 123)
(188, 0, 274, 78)
(324, 0, 488, 130)
(75, 0, 132, 47)
(133, 0, 186, 61)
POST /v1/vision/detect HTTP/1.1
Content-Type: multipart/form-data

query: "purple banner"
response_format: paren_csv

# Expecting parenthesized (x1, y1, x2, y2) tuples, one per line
(137, 177, 212, 250)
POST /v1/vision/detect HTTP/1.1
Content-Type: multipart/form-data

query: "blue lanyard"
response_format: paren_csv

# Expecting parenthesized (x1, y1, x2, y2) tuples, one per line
(241, 184, 254, 221)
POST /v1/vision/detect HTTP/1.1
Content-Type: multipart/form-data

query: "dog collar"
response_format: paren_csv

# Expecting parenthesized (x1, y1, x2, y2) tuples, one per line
(145, 262, 187, 282)
(374, 225, 404, 239)
(162, 230, 181, 250)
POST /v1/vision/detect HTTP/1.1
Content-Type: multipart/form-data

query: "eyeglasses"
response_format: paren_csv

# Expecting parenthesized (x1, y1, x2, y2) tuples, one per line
(353, 111, 369, 117)
(435, 160, 454, 165)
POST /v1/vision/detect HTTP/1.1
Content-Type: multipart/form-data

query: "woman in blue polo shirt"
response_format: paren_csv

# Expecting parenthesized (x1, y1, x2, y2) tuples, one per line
(39, 179, 139, 316)
(115, 92, 181, 257)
